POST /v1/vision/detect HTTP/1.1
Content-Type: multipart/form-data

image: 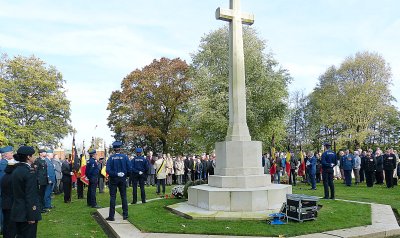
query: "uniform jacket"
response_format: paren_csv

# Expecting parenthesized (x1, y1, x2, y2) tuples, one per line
(86, 157, 99, 180)
(375, 155, 384, 172)
(106, 153, 131, 178)
(341, 154, 355, 171)
(131, 155, 149, 175)
(34, 158, 48, 185)
(321, 150, 337, 172)
(362, 156, 376, 172)
(1, 164, 17, 210)
(0, 158, 8, 182)
(383, 153, 397, 170)
(61, 160, 72, 183)
(11, 163, 42, 222)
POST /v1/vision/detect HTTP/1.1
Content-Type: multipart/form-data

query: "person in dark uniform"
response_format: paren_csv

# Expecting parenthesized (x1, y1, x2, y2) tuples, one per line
(362, 151, 376, 187)
(321, 143, 337, 199)
(33, 149, 48, 213)
(61, 156, 73, 203)
(131, 148, 149, 205)
(98, 158, 105, 193)
(0, 145, 14, 234)
(86, 149, 100, 208)
(105, 141, 131, 221)
(383, 148, 397, 188)
(11, 146, 42, 238)
(1, 156, 17, 238)
(375, 150, 384, 185)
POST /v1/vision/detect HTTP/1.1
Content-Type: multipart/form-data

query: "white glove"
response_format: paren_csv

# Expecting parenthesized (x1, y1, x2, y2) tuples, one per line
(70, 172, 74, 175)
(331, 163, 335, 167)
(117, 172, 125, 177)
(139, 171, 143, 175)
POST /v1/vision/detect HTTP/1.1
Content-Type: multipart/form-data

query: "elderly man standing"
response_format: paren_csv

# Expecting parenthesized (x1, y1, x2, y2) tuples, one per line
(0, 146, 14, 234)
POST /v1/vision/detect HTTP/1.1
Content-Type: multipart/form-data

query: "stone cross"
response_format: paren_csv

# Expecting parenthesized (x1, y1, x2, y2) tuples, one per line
(216, 0, 254, 142)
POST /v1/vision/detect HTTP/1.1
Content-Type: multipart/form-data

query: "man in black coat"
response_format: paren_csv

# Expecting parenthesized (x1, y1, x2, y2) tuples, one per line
(383, 148, 397, 188)
(1, 160, 17, 238)
(33, 149, 48, 213)
(61, 157, 73, 203)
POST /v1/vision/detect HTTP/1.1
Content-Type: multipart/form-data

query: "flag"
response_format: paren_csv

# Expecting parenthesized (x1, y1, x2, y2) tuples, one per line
(270, 134, 276, 160)
(101, 142, 108, 178)
(72, 135, 80, 172)
(79, 143, 89, 185)
(298, 150, 306, 177)
(285, 152, 291, 176)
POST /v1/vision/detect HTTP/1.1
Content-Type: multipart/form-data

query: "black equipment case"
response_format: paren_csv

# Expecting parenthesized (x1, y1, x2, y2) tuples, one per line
(285, 194, 319, 222)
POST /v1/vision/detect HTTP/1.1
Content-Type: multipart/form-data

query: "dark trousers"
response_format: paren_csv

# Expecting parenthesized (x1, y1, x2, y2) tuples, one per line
(385, 169, 394, 188)
(2, 209, 16, 238)
(98, 177, 105, 193)
(375, 171, 384, 184)
(359, 167, 365, 182)
(108, 177, 128, 219)
(77, 179, 84, 198)
(132, 174, 146, 203)
(16, 221, 37, 238)
(322, 170, 335, 199)
(344, 170, 352, 186)
(156, 179, 166, 194)
(365, 171, 374, 187)
(87, 178, 98, 207)
(63, 178, 72, 202)
(310, 173, 316, 189)
(38, 184, 46, 210)
(316, 173, 321, 183)
(289, 169, 297, 185)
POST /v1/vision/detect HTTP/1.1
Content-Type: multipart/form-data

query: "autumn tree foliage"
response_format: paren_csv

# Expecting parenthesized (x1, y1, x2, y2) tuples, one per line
(107, 57, 192, 153)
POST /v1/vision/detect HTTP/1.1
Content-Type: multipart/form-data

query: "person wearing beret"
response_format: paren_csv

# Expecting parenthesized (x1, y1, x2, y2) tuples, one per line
(0, 146, 14, 236)
(321, 143, 337, 199)
(33, 149, 48, 213)
(11, 146, 42, 238)
(105, 141, 131, 221)
(1, 156, 18, 238)
(131, 147, 149, 205)
(86, 149, 101, 208)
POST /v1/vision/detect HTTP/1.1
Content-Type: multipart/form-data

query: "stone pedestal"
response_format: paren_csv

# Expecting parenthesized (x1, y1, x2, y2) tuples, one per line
(185, 141, 291, 215)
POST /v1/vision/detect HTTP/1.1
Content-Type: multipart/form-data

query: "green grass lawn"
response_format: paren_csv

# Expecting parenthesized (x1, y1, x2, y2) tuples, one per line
(37, 185, 172, 238)
(36, 179, 400, 237)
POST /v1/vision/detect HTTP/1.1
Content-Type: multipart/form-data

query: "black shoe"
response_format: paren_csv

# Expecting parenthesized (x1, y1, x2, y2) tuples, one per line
(330, 197, 335, 200)
(91, 205, 102, 208)
(123, 216, 128, 220)
(131, 201, 137, 205)
(322, 197, 329, 199)
(105, 217, 115, 221)
(142, 201, 146, 204)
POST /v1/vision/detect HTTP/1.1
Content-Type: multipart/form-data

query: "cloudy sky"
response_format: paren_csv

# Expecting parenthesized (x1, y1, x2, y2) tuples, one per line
(1, 0, 399, 149)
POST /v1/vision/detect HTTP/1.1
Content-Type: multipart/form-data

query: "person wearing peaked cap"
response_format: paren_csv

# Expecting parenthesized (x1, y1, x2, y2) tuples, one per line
(131, 148, 149, 205)
(321, 142, 337, 200)
(11, 146, 41, 237)
(33, 148, 48, 214)
(86, 149, 100, 208)
(105, 142, 131, 221)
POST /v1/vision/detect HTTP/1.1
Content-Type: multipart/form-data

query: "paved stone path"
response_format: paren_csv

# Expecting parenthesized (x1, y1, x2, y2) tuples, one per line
(96, 198, 400, 238)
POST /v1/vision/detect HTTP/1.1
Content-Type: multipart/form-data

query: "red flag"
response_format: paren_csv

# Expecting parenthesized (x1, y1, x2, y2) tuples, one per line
(79, 142, 89, 185)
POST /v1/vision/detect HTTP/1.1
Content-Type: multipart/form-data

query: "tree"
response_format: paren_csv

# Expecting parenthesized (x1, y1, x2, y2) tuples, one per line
(307, 51, 396, 149)
(107, 57, 192, 153)
(0, 54, 72, 148)
(189, 27, 291, 152)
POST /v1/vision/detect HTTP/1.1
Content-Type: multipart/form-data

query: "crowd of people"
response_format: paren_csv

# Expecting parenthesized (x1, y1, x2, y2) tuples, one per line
(262, 144, 400, 193)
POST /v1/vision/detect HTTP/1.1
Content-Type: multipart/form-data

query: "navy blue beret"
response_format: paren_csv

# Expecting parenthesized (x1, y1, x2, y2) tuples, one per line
(112, 141, 123, 148)
(17, 146, 35, 155)
(136, 148, 143, 153)
(0, 146, 13, 153)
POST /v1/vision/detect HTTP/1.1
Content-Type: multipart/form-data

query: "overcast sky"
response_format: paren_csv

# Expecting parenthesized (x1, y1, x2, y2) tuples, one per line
(1, 0, 399, 149)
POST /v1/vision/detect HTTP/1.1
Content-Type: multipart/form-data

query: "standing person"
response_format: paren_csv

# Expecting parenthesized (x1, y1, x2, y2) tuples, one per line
(86, 149, 100, 208)
(175, 156, 184, 185)
(289, 152, 298, 186)
(11, 146, 41, 238)
(383, 149, 396, 188)
(184, 155, 193, 183)
(316, 154, 322, 183)
(201, 155, 208, 181)
(165, 154, 174, 185)
(338, 150, 345, 182)
(98, 158, 105, 193)
(321, 143, 337, 199)
(342, 150, 354, 186)
(309, 152, 317, 190)
(375, 150, 384, 185)
(44, 150, 56, 210)
(353, 151, 361, 185)
(274, 153, 282, 184)
(75, 154, 84, 199)
(1, 153, 17, 238)
(154, 156, 167, 196)
(363, 151, 376, 187)
(34, 149, 48, 213)
(105, 141, 131, 221)
(195, 157, 203, 180)
(146, 151, 156, 186)
(131, 148, 149, 204)
(359, 150, 367, 183)
(52, 154, 62, 194)
(0, 146, 14, 234)
(61, 156, 73, 203)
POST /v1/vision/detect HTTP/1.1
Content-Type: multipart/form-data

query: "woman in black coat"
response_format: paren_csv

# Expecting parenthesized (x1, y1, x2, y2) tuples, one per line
(1, 160, 17, 238)
(11, 146, 42, 238)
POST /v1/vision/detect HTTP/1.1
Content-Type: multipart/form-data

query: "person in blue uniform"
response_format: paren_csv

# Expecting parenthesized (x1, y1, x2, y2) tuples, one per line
(11, 146, 42, 238)
(309, 152, 317, 190)
(44, 150, 56, 210)
(86, 149, 101, 208)
(105, 141, 131, 221)
(321, 143, 337, 199)
(131, 148, 149, 204)
(0, 146, 13, 234)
